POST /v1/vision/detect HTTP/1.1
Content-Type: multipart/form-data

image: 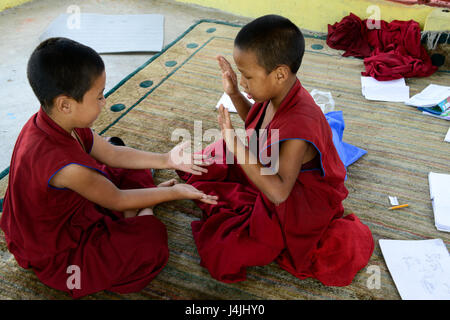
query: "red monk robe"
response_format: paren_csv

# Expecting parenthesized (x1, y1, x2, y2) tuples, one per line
(178, 79, 374, 286)
(0, 108, 169, 298)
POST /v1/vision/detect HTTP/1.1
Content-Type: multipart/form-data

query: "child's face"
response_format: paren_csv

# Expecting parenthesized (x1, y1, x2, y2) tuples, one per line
(233, 47, 277, 103)
(72, 71, 106, 128)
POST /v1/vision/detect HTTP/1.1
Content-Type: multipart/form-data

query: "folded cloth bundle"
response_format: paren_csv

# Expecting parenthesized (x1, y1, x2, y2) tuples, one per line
(327, 13, 437, 81)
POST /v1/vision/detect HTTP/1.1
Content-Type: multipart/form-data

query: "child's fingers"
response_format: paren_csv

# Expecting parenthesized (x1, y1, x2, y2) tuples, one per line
(193, 153, 213, 161)
(187, 169, 203, 175)
(224, 106, 229, 119)
(178, 140, 192, 151)
(199, 198, 218, 205)
(225, 69, 237, 83)
(223, 107, 232, 129)
(193, 153, 204, 160)
(192, 154, 214, 166)
(217, 109, 224, 130)
(199, 194, 219, 205)
(223, 59, 234, 74)
(219, 104, 227, 119)
(218, 56, 237, 82)
(157, 178, 178, 187)
(191, 164, 208, 173)
(217, 55, 226, 72)
(203, 194, 219, 201)
(192, 153, 210, 165)
(217, 56, 231, 75)
(186, 166, 209, 175)
(183, 185, 218, 203)
(193, 159, 214, 167)
(200, 160, 215, 166)
(217, 55, 230, 70)
(204, 194, 218, 200)
(217, 113, 222, 128)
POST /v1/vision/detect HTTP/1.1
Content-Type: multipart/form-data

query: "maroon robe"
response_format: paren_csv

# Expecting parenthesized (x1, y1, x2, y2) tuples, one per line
(0, 108, 168, 298)
(178, 79, 374, 286)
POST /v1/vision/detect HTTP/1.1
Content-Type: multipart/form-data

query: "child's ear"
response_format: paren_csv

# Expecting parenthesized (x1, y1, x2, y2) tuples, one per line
(53, 95, 74, 114)
(275, 65, 290, 83)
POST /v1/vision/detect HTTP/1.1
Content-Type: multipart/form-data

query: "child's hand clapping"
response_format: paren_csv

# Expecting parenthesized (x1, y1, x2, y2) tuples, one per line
(167, 141, 213, 175)
(217, 55, 239, 97)
(217, 104, 236, 149)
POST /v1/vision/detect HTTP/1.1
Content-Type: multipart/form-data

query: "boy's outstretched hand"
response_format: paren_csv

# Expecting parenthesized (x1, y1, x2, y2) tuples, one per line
(217, 55, 239, 97)
(173, 183, 218, 205)
(167, 141, 213, 175)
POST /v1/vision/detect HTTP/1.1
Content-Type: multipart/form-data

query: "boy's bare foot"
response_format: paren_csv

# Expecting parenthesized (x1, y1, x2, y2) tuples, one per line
(137, 207, 154, 216)
(123, 206, 154, 218)
(157, 178, 178, 188)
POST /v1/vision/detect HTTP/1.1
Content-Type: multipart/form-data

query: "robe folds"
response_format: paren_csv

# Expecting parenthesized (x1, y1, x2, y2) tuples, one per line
(178, 79, 374, 286)
(0, 108, 168, 298)
(326, 13, 437, 81)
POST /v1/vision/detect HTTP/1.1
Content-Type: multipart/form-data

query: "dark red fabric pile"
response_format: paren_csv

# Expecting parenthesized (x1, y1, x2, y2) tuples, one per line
(327, 13, 437, 80)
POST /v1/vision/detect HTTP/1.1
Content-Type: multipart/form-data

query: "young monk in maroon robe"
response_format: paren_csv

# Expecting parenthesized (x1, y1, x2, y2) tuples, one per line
(178, 15, 374, 286)
(0, 38, 217, 298)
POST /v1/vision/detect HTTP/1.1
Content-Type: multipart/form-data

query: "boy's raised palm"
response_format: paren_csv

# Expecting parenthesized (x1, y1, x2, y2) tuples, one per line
(217, 104, 236, 149)
(217, 55, 239, 96)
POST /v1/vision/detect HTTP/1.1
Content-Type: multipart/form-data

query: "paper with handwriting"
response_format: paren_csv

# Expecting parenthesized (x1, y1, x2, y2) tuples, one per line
(379, 239, 450, 300)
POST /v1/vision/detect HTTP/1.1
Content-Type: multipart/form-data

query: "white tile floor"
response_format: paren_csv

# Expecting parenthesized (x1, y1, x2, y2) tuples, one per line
(0, 0, 250, 171)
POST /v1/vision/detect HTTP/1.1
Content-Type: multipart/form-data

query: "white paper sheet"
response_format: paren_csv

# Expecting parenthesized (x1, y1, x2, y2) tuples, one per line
(405, 84, 450, 108)
(428, 172, 450, 232)
(39, 14, 164, 53)
(379, 239, 450, 300)
(445, 127, 450, 143)
(215, 92, 254, 113)
(361, 76, 409, 102)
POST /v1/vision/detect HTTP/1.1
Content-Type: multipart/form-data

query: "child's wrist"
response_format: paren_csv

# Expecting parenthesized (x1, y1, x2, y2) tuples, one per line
(228, 90, 241, 99)
(164, 152, 173, 169)
(169, 185, 183, 200)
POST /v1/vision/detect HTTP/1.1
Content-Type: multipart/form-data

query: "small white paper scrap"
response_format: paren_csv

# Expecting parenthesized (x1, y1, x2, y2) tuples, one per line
(215, 92, 254, 113)
(379, 239, 450, 300)
(388, 196, 399, 206)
